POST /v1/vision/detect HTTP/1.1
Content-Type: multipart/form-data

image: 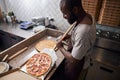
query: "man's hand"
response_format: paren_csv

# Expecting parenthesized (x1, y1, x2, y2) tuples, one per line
(63, 34, 71, 40)
(56, 40, 63, 49)
(56, 34, 71, 41)
(55, 34, 72, 50)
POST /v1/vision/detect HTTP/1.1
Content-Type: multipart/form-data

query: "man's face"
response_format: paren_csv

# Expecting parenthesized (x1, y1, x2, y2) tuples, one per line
(60, 4, 77, 24)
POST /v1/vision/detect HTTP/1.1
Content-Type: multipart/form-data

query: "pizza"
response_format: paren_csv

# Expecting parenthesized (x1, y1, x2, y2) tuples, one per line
(35, 39, 56, 52)
(26, 53, 52, 76)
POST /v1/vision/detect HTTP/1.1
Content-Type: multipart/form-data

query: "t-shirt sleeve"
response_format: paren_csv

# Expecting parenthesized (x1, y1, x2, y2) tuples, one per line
(71, 34, 90, 60)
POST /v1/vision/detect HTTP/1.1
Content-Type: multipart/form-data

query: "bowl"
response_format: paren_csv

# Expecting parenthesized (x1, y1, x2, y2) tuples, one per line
(0, 62, 9, 74)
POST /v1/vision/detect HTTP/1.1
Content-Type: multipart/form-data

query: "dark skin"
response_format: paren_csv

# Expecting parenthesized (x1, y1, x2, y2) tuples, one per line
(56, 1, 93, 63)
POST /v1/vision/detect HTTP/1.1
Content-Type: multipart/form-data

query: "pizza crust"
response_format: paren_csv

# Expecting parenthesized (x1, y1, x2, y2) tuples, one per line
(35, 39, 56, 52)
(26, 53, 52, 76)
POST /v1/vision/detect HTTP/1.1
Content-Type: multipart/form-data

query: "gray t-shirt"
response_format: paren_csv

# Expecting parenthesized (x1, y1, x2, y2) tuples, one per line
(71, 19, 96, 69)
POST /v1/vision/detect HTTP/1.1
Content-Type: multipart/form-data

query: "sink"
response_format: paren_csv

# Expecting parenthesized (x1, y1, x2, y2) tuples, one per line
(0, 30, 25, 52)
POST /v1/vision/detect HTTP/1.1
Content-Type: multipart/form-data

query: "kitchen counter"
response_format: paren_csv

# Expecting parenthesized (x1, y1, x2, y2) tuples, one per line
(0, 29, 64, 80)
(0, 23, 35, 38)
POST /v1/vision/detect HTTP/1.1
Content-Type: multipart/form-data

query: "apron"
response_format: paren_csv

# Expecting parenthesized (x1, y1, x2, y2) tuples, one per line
(63, 57, 85, 80)
(50, 53, 85, 80)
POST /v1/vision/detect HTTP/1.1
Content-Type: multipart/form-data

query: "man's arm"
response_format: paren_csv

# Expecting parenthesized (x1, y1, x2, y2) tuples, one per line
(59, 46, 80, 63)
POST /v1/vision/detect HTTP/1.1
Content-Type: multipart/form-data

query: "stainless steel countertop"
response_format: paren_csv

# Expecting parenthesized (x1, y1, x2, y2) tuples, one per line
(92, 46, 120, 68)
(0, 23, 35, 38)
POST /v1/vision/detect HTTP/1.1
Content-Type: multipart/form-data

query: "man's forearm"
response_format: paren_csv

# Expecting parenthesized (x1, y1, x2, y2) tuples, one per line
(59, 47, 79, 63)
(60, 47, 72, 59)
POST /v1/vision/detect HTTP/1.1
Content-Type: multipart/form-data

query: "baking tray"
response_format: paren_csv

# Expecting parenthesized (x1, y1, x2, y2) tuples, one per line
(0, 28, 65, 80)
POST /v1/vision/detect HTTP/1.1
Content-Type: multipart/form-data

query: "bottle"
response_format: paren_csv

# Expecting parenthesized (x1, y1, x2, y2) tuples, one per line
(3, 13, 9, 23)
(45, 17, 50, 27)
(6, 15, 12, 23)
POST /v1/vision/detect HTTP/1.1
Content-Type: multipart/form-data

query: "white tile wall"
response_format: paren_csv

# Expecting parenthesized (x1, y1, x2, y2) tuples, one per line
(4, 0, 70, 31)
(0, 0, 7, 12)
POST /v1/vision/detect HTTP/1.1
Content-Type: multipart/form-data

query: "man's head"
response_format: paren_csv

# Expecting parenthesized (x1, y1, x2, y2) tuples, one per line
(60, 0, 86, 24)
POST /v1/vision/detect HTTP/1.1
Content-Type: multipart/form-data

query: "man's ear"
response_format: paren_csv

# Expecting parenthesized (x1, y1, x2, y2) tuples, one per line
(72, 7, 78, 14)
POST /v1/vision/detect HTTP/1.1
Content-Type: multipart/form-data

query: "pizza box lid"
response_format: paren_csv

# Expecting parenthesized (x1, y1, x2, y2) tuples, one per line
(20, 48, 57, 80)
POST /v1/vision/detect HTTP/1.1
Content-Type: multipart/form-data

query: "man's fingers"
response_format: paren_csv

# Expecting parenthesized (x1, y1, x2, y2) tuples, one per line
(56, 35, 62, 41)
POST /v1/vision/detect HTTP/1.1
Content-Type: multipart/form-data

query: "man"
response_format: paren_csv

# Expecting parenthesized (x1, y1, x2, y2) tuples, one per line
(55, 0, 96, 80)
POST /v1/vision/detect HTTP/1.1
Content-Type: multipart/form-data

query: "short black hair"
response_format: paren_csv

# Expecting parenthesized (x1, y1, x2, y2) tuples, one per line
(60, 0, 83, 11)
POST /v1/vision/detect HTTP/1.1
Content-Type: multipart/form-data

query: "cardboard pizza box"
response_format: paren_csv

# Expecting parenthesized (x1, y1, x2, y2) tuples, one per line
(20, 48, 57, 80)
